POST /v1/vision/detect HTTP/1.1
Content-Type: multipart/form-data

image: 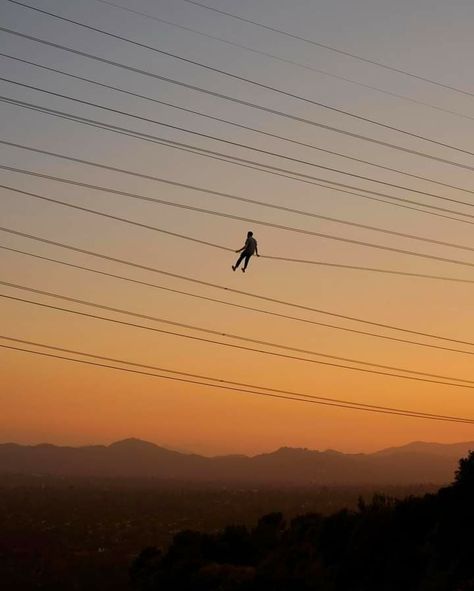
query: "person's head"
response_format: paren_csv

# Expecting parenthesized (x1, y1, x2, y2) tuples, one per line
(247, 231, 253, 238)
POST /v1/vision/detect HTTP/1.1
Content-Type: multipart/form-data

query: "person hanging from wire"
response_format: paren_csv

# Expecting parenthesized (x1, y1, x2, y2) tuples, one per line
(232, 231, 260, 273)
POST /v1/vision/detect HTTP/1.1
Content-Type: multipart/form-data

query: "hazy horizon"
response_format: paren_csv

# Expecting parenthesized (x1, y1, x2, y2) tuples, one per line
(3, 435, 474, 458)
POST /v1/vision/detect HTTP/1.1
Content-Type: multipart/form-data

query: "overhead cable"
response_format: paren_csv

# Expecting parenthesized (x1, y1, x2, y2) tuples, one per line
(2, 244, 473, 354)
(94, 0, 474, 123)
(3, 183, 474, 269)
(1, 225, 473, 347)
(1, 293, 473, 392)
(2, 335, 473, 424)
(4, 77, 474, 214)
(1, 283, 473, 387)
(3, 164, 474, 254)
(2, 25, 474, 173)
(7, 0, 474, 159)
(2, 100, 473, 227)
(3, 51, 474, 202)
(183, 0, 474, 99)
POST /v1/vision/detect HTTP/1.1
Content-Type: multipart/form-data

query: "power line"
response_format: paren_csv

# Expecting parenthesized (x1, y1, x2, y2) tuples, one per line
(1, 282, 473, 387)
(93, 0, 474, 124)
(1, 335, 473, 424)
(3, 52, 474, 202)
(2, 338, 473, 424)
(1, 293, 473, 393)
(9, 107, 465, 228)
(1, 165, 472, 255)
(261, 253, 473, 275)
(8, 0, 474, 161)
(2, 28, 474, 178)
(2, 100, 474, 228)
(1, 224, 473, 347)
(3, 182, 474, 269)
(2, 335, 470, 420)
(4, 77, 474, 215)
(0, 183, 231, 252)
(1, 141, 471, 246)
(2, 243, 473, 355)
(183, 0, 474, 99)
(3, 164, 474, 256)
(2, 232, 473, 284)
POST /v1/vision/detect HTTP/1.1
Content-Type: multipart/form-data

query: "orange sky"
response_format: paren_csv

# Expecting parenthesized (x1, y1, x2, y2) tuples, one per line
(0, 0, 473, 455)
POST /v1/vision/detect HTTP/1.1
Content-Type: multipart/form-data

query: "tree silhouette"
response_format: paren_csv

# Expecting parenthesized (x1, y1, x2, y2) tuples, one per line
(131, 454, 474, 591)
(454, 450, 474, 489)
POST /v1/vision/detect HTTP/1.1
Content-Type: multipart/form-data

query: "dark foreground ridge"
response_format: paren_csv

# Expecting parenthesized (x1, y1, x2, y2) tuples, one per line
(131, 452, 474, 591)
(1, 438, 474, 485)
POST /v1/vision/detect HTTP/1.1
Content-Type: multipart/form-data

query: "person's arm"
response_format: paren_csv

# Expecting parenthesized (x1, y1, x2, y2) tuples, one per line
(255, 241, 260, 256)
(236, 238, 249, 253)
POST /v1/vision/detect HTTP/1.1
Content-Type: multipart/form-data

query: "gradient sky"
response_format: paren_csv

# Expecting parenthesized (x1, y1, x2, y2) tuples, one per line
(0, 0, 473, 456)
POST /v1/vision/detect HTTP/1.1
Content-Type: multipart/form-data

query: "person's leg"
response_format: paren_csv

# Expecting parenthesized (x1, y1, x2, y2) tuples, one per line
(242, 253, 252, 272)
(233, 252, 246, 270)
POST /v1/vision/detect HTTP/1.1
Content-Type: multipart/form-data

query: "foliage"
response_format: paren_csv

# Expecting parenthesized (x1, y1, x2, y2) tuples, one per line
(131, 452, 474, 591)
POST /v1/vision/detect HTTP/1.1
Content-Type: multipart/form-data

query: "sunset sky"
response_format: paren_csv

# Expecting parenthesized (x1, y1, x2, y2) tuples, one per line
(1, 0, 473, 456)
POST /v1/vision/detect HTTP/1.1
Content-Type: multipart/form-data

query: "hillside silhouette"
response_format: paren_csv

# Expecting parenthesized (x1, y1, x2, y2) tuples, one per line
(1, 438, 473, 485)
(131, 451, 474, 591)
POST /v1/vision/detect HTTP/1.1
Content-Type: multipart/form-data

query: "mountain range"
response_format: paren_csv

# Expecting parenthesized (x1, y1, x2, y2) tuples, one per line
(0, 438, 472, 485)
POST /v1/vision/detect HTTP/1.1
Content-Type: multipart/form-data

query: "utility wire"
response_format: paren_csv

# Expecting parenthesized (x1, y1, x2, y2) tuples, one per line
(1, 335, 470, 420)
(7, 343, 470, 424)
(1, 334, 473, 424)
(2, 243, 473, 355)
(4, 241, 472, 285)
(0, 227, 474, 283)
(3, 182, 474, 269)
(3, 164, 474, 255)
(2, 100, 474, 227)
(2, 26, 474, 174)
(2, 224, 472, 284)
(3, 281, 468, 382)
(94, 0, 474, 123)
(183, 0, 474, 99)
(1, 135, 471, 236)
(7, 0, 474, 161)
(8, 106, 462, 227)
(3, 52, 474, 203)
(1, 290, 473, 390)
(4, 77, 474, 214)
(4, 341, 459, 422)
(0, 282, 463, 383)
(1, 225, 473, 347)
(1, 164, 472, 253)
(0, 335, 467, 421)
(0, 183, 229, 252)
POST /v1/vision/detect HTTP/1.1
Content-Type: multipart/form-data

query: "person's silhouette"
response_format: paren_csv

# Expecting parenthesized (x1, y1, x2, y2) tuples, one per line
(232, 231, 259, 273)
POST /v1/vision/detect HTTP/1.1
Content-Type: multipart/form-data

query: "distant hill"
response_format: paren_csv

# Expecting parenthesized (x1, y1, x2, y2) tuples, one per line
(0, 438, 472, 485)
